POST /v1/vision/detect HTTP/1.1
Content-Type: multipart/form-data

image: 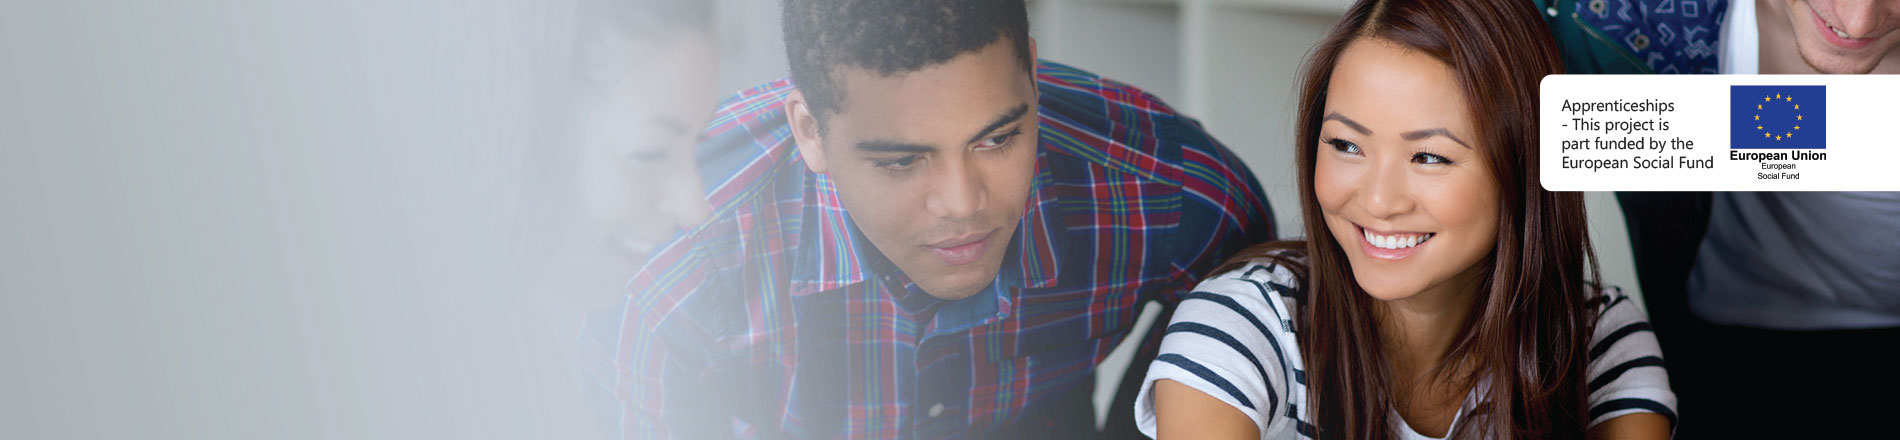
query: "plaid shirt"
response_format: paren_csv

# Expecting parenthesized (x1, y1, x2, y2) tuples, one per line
(597, 61, 1273, 439)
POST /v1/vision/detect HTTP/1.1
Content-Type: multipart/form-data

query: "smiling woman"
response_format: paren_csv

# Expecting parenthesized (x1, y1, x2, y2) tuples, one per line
(1133, 0, 1675, 439)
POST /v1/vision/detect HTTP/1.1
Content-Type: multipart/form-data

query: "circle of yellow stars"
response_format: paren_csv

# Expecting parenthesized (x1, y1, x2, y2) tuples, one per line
(1755, 93, 1803, 141)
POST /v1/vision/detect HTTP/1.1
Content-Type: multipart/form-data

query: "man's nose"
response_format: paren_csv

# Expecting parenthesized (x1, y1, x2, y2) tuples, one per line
(925, 158, 987, 220)
(1835, 1, 1885, 37)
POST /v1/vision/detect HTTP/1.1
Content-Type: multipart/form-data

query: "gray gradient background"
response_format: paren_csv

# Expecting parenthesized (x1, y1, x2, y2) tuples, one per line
(0, 1, 1650, 438)
(1, 1, 604, 438)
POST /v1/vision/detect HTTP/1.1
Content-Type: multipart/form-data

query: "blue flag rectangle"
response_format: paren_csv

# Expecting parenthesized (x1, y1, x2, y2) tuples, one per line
(1731, 85, 1825, 149)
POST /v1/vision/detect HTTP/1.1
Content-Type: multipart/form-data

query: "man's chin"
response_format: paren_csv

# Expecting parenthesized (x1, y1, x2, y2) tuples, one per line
(913, 266, 1005, 301)
(1792, 21, 1899, 73)
(919, 286, 986, 301)
(1798, 48, 1886, 74)
(915, 273, 994, 300)
(903, 235, 1015, 300)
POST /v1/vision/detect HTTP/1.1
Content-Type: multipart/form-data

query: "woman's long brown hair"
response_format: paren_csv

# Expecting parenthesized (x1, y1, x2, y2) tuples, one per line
(1218, 0, 1597, 438)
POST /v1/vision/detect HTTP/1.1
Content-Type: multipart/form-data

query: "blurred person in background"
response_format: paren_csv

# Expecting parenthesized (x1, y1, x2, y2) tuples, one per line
(533, 0, 722, 438)
(542, 0, 718, 308)
(1540, 0, 1900, 435)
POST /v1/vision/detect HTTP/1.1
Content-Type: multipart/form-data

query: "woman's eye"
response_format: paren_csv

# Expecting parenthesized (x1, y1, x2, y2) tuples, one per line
(1325, 138, 1361, 155)
(874, 156, 921, 171)
(978, 130, 1020, 149)
(1413, 152, 1452, 165)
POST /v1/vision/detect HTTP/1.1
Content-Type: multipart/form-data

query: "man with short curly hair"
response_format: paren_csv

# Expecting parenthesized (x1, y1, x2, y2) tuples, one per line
(600, 0, 1278, 438)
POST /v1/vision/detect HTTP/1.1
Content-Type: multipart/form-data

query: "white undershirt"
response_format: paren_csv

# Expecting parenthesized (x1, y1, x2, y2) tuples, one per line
(1719, 0, 1759, 74)
(1391, 383, 1482, 440)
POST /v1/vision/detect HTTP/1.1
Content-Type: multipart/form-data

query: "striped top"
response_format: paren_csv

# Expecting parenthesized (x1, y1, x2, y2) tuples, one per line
(1133, 256, 1676, 439)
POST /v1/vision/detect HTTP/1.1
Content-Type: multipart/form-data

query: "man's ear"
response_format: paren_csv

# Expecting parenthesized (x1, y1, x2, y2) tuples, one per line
(1027, 37, 1041, 93)
(785, 90, 828, 174)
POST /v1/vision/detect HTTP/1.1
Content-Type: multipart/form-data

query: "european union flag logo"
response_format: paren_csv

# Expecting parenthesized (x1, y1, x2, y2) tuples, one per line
(1731, 85, 1825, 149)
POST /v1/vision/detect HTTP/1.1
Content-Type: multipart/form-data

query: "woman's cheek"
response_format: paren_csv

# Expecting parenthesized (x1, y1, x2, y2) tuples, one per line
(1314, 155, 1358, 214)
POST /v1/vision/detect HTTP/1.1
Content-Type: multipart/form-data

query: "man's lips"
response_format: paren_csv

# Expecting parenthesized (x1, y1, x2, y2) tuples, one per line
(925, 230, 994, 266)
(1809, 3, 1893, 51)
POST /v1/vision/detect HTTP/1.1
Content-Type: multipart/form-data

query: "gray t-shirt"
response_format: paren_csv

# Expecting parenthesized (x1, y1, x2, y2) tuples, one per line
(1690, 192, 1900, 329)
(1697, 4, 1900, 330)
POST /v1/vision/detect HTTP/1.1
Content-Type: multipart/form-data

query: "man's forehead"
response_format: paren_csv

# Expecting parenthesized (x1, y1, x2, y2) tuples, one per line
(821, 66, 1035, 144)
(828, 40, 1032, 104)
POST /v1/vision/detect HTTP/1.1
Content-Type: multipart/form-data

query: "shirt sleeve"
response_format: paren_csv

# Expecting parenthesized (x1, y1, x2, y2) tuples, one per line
(1134, 260, 1303, 439)
(1166, 113, 1277, 302)
(1584, 287, 1678, 428)
(612, 235, 736, 439)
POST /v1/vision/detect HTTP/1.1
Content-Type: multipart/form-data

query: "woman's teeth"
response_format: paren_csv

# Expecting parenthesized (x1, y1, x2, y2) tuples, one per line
(1365, 230, 1433, 250)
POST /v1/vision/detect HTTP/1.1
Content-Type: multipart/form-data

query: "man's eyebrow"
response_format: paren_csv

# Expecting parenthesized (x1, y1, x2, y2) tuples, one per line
(854, 140, 936, 154)
(964, 103, 1032, 145)
(1322, 112, 1373, 135)
(1400, 128, 1472, 149)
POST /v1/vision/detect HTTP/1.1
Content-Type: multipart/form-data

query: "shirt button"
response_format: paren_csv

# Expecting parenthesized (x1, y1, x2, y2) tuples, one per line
(928, 403, 945, 418)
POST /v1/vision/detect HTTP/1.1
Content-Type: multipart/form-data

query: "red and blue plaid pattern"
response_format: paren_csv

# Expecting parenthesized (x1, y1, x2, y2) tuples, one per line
(596, 61, 1274, 439)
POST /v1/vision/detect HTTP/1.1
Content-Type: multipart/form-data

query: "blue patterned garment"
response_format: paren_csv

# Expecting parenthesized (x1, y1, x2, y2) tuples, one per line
(1570, 0, 1729, 74)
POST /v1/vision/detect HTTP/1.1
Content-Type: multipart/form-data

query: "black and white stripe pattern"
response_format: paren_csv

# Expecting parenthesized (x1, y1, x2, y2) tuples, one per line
(1134, 256, 1677, 438)
(1585, 286, 1677, 426)
(1134, 259, 1309, 438)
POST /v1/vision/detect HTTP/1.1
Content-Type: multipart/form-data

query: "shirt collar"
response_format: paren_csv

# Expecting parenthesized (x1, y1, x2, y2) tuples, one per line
(787, 150, 1062, 297)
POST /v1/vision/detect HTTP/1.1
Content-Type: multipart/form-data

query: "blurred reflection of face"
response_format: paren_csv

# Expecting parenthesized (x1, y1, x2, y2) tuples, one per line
(558, 29, 717, 303)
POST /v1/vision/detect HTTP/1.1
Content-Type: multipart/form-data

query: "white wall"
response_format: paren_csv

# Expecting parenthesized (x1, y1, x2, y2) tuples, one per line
(1, 2, 604, 438)
(713, 0, 790, 97)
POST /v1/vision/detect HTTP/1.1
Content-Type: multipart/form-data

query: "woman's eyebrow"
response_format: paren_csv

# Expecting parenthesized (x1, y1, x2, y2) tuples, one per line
(1322, 111, 1372, 135)
(1400, 128, 1472, 149)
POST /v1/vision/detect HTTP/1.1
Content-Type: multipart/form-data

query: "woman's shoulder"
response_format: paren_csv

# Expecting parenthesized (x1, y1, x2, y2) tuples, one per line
(1579, 283, 1678, 428)
(1585, 284, 1652, 332)
(1204, 250, 1307, 302)
(1582, 284, 1654, 357)
(1582, 284, 1659, 365)
(1138, 249, 1313, 438)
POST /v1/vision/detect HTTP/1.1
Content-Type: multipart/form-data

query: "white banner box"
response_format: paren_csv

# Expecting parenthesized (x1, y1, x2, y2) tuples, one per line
(1539, 74, 1900, 191)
